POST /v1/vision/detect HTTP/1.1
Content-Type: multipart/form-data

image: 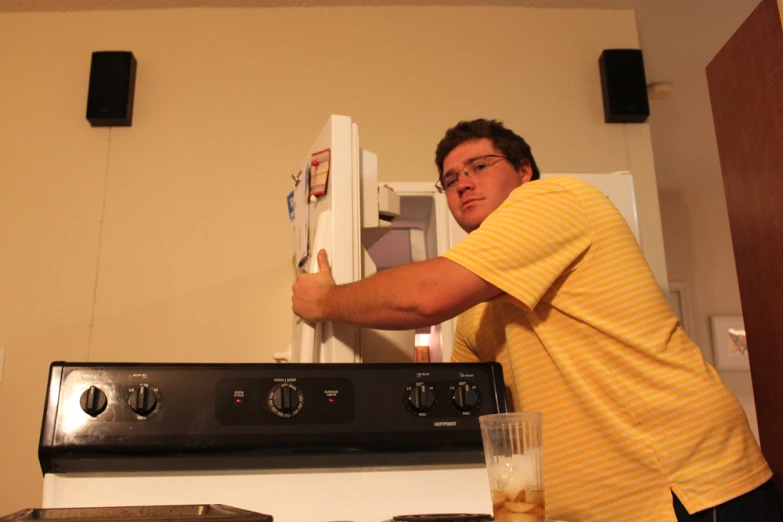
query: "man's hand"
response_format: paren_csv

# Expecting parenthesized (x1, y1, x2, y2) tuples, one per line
(292, 249, 336, 323)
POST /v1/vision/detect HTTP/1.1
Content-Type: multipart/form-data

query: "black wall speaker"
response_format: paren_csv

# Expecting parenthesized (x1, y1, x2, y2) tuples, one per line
(599, 49, 650, 124)
(86, 51, 137, 127)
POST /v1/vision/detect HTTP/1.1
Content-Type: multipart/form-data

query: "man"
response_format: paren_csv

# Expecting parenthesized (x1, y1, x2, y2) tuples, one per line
(292, 119, 779, 521)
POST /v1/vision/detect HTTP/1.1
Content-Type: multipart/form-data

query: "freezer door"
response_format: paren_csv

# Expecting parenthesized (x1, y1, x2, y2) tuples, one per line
(289, 115, 361, 363)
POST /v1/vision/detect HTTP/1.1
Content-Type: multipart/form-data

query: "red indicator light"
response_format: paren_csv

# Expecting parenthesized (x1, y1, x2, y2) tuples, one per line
(235, 398, 243, 404)
(328, 397, 335, 404)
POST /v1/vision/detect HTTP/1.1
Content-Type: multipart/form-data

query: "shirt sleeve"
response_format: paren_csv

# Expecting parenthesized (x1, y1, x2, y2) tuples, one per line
(442, 180, 591, 310)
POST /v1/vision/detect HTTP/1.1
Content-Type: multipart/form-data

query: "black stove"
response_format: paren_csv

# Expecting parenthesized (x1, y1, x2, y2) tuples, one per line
(38, 362, 507, 474)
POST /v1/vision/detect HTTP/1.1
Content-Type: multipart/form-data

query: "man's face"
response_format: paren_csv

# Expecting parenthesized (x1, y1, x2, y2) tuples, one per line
(442, 138, 532, 233)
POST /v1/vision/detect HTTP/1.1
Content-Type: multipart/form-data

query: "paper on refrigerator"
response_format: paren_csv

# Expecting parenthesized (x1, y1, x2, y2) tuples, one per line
(288, 169, 310, 269)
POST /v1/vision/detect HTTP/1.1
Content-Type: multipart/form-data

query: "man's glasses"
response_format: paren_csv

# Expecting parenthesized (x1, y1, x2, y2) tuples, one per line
(436, 154, 507, 194)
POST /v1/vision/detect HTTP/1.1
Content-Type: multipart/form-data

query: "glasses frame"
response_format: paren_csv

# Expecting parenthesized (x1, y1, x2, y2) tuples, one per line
(435, 154, 507, 194)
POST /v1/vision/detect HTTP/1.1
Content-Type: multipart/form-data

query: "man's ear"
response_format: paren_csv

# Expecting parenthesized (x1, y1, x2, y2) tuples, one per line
(518, 163, 534, 184)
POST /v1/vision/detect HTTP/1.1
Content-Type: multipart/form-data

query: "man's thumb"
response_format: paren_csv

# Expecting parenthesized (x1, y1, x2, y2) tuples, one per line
(317, 249, 331, 272)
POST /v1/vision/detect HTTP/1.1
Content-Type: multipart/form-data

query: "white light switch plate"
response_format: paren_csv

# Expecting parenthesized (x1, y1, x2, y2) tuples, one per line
(0, 348, 4, 384)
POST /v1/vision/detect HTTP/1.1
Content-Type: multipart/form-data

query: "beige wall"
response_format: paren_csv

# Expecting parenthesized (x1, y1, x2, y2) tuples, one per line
(0, 6, 665, 514)
(659, 190, 758, 441)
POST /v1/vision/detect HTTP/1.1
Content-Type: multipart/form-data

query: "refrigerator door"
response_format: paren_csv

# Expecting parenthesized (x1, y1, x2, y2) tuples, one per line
(289, 115, 362, 363)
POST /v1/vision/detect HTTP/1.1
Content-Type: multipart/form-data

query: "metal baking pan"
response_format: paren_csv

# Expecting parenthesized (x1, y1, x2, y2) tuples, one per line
(0, 505, 273, 522)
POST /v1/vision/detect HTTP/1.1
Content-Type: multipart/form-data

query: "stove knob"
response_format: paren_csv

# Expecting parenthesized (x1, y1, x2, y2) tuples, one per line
(452, 383, 479, 412)
(269, 383, 303, 418)
(79, 386, 108, 417)
(407, 384, 435, 413)
(129, 384, 158, 416)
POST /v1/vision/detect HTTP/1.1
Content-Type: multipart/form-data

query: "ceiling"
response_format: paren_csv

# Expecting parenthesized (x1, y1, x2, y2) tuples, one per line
(0, 0, 763, 191)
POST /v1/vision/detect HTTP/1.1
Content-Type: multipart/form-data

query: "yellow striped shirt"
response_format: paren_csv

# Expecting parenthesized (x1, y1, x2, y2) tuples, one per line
(443, 176, 771, 522)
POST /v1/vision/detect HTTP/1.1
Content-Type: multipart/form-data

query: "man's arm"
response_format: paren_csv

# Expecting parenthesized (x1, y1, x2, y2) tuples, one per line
(291, 249, 502, 330)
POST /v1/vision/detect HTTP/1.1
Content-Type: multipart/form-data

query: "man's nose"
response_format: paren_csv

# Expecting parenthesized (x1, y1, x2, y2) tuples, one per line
(456, 172, 476, 196)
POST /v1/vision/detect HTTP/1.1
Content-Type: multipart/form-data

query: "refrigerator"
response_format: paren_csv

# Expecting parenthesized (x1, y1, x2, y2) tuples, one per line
(280, 115, 642, 365)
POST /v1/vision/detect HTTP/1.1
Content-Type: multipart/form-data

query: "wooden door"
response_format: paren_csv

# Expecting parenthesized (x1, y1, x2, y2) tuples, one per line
(706, 0, 783, 493)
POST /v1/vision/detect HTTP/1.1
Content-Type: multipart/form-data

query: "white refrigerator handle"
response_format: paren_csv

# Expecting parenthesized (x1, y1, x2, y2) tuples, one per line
(292, 210, 333, 363)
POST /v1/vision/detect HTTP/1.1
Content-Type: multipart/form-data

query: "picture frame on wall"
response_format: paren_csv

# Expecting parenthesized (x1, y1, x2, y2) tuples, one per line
(666, 282, 692, 336)
(711, 316, 750, 371)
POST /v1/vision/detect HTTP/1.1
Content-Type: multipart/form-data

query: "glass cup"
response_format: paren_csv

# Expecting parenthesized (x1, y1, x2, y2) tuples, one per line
(479, 412, 545, 522)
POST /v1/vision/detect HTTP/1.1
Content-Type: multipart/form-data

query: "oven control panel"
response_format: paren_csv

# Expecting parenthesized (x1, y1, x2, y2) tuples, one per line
(39, 362, 507, 473)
